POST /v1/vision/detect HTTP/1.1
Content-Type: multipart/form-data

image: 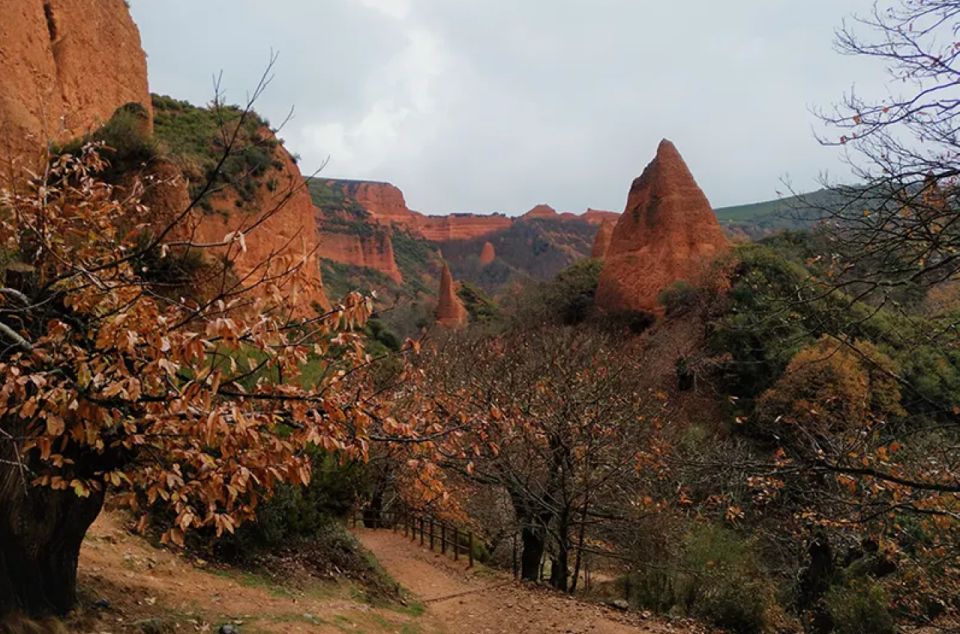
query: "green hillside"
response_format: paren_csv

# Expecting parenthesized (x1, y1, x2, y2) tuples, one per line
(714, 189, 836, 238)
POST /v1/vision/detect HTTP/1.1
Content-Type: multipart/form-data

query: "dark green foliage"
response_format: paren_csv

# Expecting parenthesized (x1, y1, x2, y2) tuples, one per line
(366, 319, 402, 352)
(55, 103, 158, 183)
(391, 229, 439, 297)
(537, 258, 603, 325)
(212, 453, 368, 559)
(824, 579, 895, 634)
(627, 523, 776, 634)
(659, 281, 700, 317)
(151, 94, 277, 204)
(320, 260, 398, 301)
(711, 244, 960, 417)
(457, 283, 501, 323)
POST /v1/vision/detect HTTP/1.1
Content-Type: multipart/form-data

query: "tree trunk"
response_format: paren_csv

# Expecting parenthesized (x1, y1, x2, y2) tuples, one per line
(520, 524, 546, 582)
(0, 472, 105, 618)
(549, 529, 570, 592)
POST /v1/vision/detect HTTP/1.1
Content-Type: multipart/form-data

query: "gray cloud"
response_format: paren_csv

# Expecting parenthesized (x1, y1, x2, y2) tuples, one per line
(130, 0, 883, 214)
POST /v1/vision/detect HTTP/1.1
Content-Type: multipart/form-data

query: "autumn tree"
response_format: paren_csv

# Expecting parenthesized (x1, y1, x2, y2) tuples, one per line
(405, 326, 666, 590)
(0, 91, 385, 617)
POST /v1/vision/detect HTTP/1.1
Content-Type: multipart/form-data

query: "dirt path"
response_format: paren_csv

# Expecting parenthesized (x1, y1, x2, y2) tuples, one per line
(355, 528, 703, 634)
(69, 512, 437, 633)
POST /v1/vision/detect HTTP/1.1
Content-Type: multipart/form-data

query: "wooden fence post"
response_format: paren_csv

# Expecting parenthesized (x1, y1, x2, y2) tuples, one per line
(453, 527, 459, 561)
(419, 517, 425, 546)
(429, 518, 435, 551)
(468, 531, 474, 568)
(441, 523, 447, 555)
(512, 532, 518, 579)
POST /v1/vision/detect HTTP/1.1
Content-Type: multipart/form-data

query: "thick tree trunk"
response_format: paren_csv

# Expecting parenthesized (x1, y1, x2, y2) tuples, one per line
(520, 524, 546, 582)
(0, 470, 105, 618)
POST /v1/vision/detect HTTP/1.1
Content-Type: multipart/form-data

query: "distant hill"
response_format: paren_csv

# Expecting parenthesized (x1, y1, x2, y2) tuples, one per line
(714, 189, 837, 239)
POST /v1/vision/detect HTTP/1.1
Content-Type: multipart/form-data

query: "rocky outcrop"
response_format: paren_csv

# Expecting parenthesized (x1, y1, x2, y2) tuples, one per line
(479, 241, 496, 266)
(417, 214, 514, 242)
(318, 227, 403, 283)
(523, 204, 560, 220)
(583, 208, 620, 225)
(591, 219, 615, 259)
(435, 263, 468, 328)
(0, 0, 152, 168)
(190, 132, 330, 313)
(596, 139, 728, 314)
(330, 180, 423, 228)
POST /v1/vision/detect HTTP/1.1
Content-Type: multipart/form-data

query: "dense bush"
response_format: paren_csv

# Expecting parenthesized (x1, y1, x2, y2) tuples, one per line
(210, 452, 369, 560)
(55, 103, 158, 183)
(659, 280, 700, 316)
(627, 523, 777, 634)
(457, 282, 501, 323)
(824, 579, 895, 634)
(535, 258, 603, 325)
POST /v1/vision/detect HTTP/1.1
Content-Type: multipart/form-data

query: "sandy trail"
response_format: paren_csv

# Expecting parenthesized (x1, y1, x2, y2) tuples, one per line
(355, 528, 700, 634)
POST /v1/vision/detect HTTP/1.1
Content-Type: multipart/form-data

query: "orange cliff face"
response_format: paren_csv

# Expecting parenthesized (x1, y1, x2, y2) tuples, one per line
(591, 218, 615, 259)
(186, 132, 331, 313)
(332, 180, 423, 228)
(435, 263, 468, 328)
(595, 139, 729, 314)
(417, 214, 514, 242)
(318, 227, 403, 283)
(0, 0, 152, 168)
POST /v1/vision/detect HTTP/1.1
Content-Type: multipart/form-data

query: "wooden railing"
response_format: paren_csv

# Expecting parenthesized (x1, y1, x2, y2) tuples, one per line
(350, 508, 475, 568)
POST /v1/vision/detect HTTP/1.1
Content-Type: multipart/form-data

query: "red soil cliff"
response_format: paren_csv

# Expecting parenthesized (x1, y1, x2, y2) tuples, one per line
(417, 214, 514, 242)
(595, 139, 728, 313)
(591, 219, 615, 259)
(190, 134, 331, 313)
(318, 228, 403, 283)
(435, 263, 468, 328)
(0, 0, 152, 168)
(479, 241, 496, 266)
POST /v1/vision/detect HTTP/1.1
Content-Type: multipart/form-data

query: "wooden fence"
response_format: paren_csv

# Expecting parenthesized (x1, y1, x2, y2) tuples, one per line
(350, 508, 476, 569)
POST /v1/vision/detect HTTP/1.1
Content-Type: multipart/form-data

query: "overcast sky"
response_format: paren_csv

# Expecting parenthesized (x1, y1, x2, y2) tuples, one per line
(129, 0, 883, 215)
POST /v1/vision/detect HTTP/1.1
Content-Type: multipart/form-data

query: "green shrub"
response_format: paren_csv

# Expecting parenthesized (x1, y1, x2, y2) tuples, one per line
(540, 259, 603, 325)
(55, 103, 158, 183)
(659, 280, 700, 316)
(457, 283, 501, 324)
(603, 309, 656, 334)
(824, 579, 895, 634)
(627, 522, 777, 634)
(210, 452, 369, 559)
(677, 525, 775, 634)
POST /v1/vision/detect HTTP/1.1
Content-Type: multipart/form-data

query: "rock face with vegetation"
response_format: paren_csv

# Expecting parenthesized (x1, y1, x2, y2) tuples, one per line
(596, 139, 728, 313)
(435, 263, 468, 328)
(0, 0, 151, 168)
(152, 97, 330, 312)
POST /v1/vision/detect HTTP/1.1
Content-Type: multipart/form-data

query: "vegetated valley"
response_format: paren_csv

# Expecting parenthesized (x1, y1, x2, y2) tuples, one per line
(0, 1, 958, 634)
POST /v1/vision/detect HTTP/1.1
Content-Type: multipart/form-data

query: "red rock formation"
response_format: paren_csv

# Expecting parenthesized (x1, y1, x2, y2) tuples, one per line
(332, 180, 423, 227)
(479, 241, 496, 266)
(595, 139, 728, 313)
(191, 132, 330, 313)
(417, 214, 514, 242)
(591, 218, 615, 259)
(523, 204, 559, 220)
(435, 263, 468, 328)
(0, 0, 152, 168)
(583, 208, 620, 225)
(318, 228, 403, 283)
